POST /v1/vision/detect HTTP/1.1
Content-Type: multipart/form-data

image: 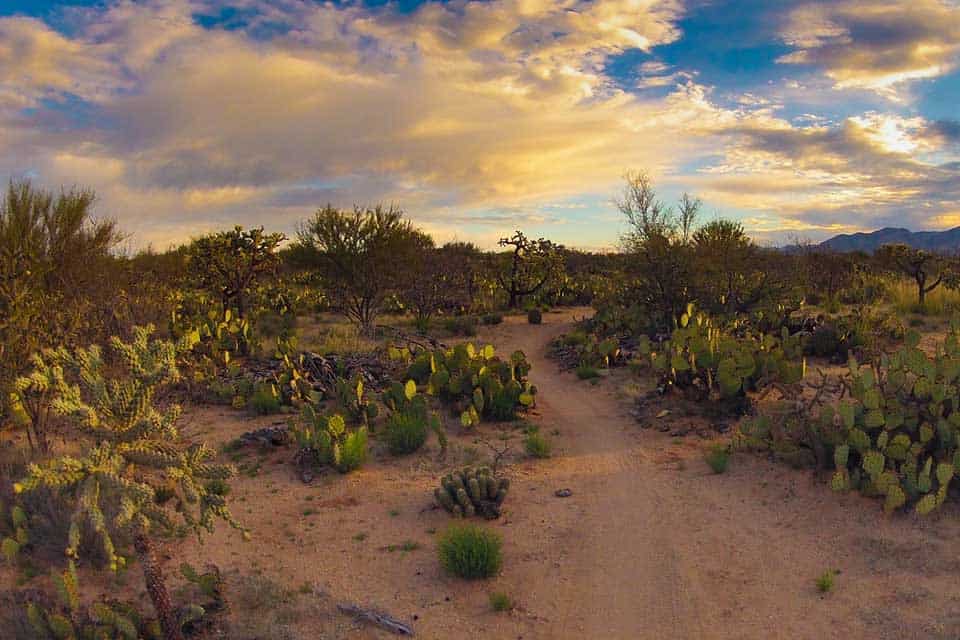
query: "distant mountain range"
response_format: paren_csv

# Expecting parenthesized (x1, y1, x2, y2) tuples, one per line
(817, 227, 960, 254)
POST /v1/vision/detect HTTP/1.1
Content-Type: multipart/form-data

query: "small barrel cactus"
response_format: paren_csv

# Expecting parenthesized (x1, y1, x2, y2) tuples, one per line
(435, 466, 510, 519)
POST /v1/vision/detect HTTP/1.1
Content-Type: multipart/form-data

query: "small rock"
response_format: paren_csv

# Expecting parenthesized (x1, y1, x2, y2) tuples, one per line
(657, 424, 671, 433)
(670, 428, 689, 437)
(554, 488, 573, 498)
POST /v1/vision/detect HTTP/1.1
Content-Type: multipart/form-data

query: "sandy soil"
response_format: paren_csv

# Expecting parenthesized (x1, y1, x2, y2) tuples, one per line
(174, 309, 960, 640)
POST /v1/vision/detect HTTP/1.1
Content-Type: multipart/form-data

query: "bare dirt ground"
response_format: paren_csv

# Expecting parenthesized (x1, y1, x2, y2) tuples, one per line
(174, 308, 960, 640)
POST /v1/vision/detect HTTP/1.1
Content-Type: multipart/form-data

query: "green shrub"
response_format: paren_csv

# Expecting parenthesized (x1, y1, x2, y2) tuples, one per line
(248, 384, 281, 415)
(806, 326, 841, 358)
(489, 592, 513, 612)
(575, 365, 600, 380)
(523, 429, 552, 458)
(437, 523, 502, 579)
(816, 570, 835, 593)
(384, 410, 429, 456)
(704, 444, 729, 474)
(527, 309, 542, 324)
(481, 313, 503, 326)
(443, 316, 478, 336)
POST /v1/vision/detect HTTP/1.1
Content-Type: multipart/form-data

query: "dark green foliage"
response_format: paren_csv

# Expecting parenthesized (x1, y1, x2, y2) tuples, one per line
(826, 328, 960, 514)
(435, 466, 510, 519)
(334, 374, 379, 426)
(437, 523, 502, 579)
(523, 427, 552, 458)
(443, 316, 478, 336)
(384, 410, 430, 456)
(704, 444, 729, 474)
(0, 501, 29, 565)
(639, 305, 804, 415)
(0, 180, 123, 449)
(292, 204, 428, 329)
(489, 592, 513, 612)
(248, 384, 281, 415)
(293, 408, 368, 473)
(401, 343, 536, 427)
(481, 313, 503, 325)
(575, 365, 600, 380)
(816, 570, 835, 593)
(495, 231, 564, 309)
(188, 226, 285, 355)
(527, 308, 542, 324)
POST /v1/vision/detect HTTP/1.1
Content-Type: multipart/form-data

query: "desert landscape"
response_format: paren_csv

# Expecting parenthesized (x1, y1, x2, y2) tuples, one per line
(3, 1, 960, 638)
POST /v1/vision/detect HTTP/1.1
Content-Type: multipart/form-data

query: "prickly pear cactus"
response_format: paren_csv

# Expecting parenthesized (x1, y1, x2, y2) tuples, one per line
(639, 304, 804, 412)
(434, 466, 510, 519)
(404, 343, 537, 427)
(827, 327, 960, 514)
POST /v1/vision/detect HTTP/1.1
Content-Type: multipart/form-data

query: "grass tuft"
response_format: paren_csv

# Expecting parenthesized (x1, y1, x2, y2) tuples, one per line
(437, 523, 502, 579)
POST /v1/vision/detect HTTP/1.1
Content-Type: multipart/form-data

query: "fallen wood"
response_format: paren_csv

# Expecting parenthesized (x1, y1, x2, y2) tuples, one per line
(337, 603, 415, 636)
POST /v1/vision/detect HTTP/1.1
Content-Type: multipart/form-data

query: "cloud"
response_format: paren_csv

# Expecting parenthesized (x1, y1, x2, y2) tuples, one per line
(0, 0, 958, 249)
(778, 0, 960, 96)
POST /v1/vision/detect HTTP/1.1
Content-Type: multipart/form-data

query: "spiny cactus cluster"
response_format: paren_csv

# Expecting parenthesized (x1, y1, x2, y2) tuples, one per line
(826, 328, 960, 514)
(397, 343, 536, 427)
(0, 501, 28, 563)
(335, 374, 379, 426)
(639, 304, 804, 411)
(293, 406, 367, 474)
(435, 466, 510, 519)
(27, 561, 161, 640)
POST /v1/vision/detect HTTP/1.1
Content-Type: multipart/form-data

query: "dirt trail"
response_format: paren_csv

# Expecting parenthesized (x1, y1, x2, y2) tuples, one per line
(482, 310, 960, 640)
(181, 309, 960, 640)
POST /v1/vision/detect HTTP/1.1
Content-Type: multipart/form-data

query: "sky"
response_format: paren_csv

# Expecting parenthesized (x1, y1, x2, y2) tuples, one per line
(0, 0, 958, 250)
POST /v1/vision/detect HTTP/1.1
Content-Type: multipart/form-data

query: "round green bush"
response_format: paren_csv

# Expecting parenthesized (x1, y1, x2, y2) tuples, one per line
(527, 309, 542, 324)
(384, 410, 429, 455)
(437, 523, 502, 579)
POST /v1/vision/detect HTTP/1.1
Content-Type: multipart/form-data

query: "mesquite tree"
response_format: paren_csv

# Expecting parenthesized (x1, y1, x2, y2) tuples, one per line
(875, 243, 949, 306)
(496, 231, 563, 308)
(617, 171, 700, 331)
(293, 204, 426, 330)
(14, 326, 245, 640)
(189, 226, 284, 353)
(0, 180, 121, 429)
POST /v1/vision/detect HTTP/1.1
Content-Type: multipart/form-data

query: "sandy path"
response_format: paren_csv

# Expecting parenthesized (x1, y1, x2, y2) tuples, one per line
(179, 309, 960, 640)
(480, 310, 960, 640)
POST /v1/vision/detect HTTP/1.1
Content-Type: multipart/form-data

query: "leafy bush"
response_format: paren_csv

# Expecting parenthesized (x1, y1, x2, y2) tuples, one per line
(443, 316, 478, 336)
(437, 523, 502, 579)
(248, 384, 281, 415)
(527, 309, 542, 324)
(704, 444, 729, 474)
(523, 428, 552, 458)
(481, 313, 503, 325)
(384, 410, 430, 456)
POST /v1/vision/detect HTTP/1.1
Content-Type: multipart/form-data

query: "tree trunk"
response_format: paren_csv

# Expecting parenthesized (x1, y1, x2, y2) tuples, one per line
(134, 533, 184, 640)
(917, 273, 926, 306)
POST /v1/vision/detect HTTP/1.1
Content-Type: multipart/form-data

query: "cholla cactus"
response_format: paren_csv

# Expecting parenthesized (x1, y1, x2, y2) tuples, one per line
(15, 325, 244, 640)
